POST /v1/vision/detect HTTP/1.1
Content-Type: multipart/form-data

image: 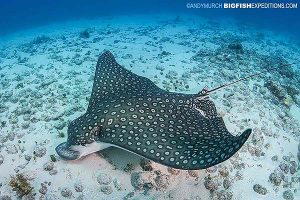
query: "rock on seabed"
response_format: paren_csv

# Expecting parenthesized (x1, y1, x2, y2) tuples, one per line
(97, 173, 112, 185)
(253, 184, 268, 195)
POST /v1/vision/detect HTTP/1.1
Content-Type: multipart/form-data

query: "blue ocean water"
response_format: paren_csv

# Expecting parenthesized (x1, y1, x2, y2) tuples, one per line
(0, 0, 299, 40)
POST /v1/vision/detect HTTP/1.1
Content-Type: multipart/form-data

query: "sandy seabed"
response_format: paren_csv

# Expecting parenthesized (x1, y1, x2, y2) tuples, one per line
(0, 14, 300, 200)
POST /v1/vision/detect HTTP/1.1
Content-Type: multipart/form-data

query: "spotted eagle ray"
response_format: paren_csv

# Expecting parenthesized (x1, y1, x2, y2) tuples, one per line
(56, 50, 290, 170)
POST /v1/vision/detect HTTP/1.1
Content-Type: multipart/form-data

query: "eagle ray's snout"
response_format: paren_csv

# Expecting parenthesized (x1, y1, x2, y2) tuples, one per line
(55, 142, 80, 160)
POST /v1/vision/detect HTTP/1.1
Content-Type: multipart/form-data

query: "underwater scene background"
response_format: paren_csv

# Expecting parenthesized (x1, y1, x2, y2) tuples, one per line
(0, 0, 300, 199)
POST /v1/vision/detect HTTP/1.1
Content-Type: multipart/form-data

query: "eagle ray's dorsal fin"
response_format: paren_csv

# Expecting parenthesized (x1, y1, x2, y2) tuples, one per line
(199, 85, 209, 95)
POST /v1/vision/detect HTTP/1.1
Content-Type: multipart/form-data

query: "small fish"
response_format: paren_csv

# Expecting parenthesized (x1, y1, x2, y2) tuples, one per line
(55, 50, 293, 170)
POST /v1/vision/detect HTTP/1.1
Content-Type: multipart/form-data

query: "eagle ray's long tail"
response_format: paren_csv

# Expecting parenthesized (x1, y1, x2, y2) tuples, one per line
(199, 62, 296, 96)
